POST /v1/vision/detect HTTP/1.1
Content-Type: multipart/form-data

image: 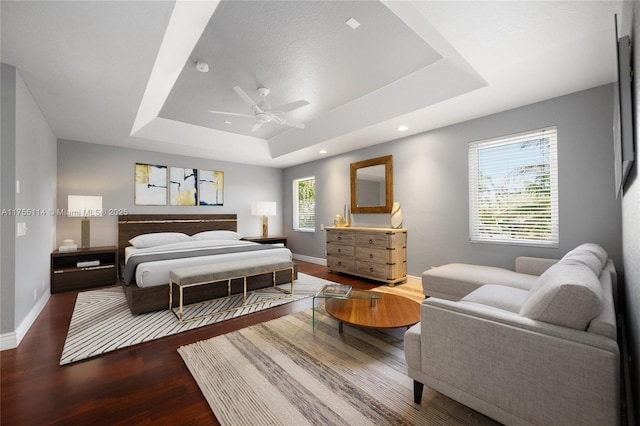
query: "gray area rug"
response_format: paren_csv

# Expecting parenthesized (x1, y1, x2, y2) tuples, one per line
(178, 309, 498, 426)
(60, 273, 328, 365)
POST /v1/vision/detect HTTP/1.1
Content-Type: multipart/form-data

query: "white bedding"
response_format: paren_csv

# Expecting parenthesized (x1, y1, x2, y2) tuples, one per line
(125, 239, 293, 288)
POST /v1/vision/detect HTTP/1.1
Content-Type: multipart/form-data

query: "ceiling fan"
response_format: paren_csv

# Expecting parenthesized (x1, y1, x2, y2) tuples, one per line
(209, 86, 309, 132)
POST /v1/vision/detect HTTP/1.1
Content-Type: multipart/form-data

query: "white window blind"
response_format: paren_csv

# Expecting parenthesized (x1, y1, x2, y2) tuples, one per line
(469, 127, 558, 246)
(293, 176, 315, 232)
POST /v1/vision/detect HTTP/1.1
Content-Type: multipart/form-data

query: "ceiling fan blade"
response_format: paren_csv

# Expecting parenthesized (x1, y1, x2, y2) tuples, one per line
(252, 121, 264, 132)
(208, 110, 255, 119)
(270, 99, 309, 113)
(277, 117, 305, 129)
(233, 86, 258, 108)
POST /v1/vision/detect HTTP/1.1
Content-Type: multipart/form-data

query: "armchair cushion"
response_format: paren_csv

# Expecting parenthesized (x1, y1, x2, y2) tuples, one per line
(520, 263, 603, 330)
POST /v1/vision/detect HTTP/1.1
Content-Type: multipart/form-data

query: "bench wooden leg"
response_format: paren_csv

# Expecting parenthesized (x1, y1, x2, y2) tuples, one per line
(243, 276, 247, 305)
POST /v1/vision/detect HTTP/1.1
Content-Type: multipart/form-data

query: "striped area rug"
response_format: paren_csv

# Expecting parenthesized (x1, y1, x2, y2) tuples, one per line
(60, 273, 329, 365)
(178, 309, 498, 426)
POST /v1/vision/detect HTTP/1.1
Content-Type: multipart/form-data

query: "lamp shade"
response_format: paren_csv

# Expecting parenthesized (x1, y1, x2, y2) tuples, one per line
(68, 195, 103, 217)
(251, 201, 276, 216)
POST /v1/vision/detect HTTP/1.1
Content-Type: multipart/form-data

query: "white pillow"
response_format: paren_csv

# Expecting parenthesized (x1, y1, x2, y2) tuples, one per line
(192, 230, 242, 241)
(129, 232, 193, 248)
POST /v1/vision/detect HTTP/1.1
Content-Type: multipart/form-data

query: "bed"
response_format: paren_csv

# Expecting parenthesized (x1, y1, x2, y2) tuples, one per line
(118, 214, 295, 314)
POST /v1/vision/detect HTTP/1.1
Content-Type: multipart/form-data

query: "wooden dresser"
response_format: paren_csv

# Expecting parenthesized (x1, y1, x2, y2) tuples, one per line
(325, 226, 407, 285)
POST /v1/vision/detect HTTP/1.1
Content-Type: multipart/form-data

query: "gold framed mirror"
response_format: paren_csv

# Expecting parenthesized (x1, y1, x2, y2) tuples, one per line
(350, 155, 393, 214)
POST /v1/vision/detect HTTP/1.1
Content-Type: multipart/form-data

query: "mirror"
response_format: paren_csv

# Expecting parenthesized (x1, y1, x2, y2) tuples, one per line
(350, 155, 393, 214)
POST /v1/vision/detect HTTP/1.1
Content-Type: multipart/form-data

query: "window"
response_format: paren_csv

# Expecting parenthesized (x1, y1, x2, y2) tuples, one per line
(293, 176, 315, 232)
(469, 127, 558, 246)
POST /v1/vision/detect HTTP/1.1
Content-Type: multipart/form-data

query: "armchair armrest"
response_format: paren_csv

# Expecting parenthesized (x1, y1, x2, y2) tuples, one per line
(514, 256, 558, 276)
(419, 298, 619, 426)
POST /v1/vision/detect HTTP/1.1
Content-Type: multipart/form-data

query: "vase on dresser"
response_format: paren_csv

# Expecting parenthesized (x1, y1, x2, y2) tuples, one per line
(343, 204, 351, 227)
(390, 202, 403, 228)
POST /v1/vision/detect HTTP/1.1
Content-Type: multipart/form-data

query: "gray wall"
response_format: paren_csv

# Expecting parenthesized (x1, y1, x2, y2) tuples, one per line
(1, 64, 57, 334)
(284, 84, 623, 277)
(1, 64, 17, 334)
(56, 140, 284, 247)
(621, 0, 639, 420)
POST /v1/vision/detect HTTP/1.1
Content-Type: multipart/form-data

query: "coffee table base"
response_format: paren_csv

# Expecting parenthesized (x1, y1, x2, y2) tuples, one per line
(323, 292, 420, 332)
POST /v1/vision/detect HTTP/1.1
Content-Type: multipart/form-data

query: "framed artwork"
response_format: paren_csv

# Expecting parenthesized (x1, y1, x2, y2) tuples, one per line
(169, 167, 197, 206)
(135, 163, 167, 205)
(198, 169, 224, 206)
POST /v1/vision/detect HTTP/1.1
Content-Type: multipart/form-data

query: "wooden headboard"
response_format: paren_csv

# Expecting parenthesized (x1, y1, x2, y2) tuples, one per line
(117, 214, 237, 266)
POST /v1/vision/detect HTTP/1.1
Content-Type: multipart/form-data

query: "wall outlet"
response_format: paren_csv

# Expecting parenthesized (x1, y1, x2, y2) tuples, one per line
(16, 180, 20, 194)
(16, 222, 27, 237)
(33, 288, 37, 301)
(320, 223, 324, 230)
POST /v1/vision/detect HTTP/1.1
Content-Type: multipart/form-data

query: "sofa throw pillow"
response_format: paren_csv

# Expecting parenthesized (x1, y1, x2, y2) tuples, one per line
(561, 252, 602, 276)
(520, 263, 603, 330)
(569, 243, 608, 269)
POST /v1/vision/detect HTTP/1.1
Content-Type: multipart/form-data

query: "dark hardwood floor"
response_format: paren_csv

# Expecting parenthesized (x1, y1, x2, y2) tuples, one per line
(0, 261, 376, 425)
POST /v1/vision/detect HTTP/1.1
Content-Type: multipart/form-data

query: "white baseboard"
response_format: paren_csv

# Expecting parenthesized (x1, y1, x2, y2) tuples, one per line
(0, 332, 17, 351)
(292, 253, 326, 266)
(406, 274, 421, 286)
(0, 291, 50, 351)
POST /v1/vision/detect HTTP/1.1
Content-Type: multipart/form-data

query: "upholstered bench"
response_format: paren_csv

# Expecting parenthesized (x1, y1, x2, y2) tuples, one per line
(169, 257, 295, 323)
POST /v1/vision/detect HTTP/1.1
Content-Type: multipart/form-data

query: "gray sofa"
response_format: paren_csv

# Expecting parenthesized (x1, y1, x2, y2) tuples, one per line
(404, 243, 619, 426)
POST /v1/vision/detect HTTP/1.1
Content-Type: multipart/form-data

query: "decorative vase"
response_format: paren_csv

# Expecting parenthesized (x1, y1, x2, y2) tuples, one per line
(344, 204, 351, 227)
(390, 202, 403, 228)
(334, 214, 345, 227)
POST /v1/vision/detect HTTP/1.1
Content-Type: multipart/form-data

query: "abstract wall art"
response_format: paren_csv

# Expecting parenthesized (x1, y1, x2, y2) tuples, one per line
(135, 163, 167, 205)
(170, 167, 197, 206)
(198, 169, 224, 206)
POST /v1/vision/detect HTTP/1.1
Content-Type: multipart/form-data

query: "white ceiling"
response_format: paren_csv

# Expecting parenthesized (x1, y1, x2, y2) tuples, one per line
(0, 1, 624, 168)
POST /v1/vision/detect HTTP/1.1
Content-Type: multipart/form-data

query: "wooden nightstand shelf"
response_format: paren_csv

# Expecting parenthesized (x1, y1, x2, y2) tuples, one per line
(242, 235, 288, 247)
(51, 246, 117, 293)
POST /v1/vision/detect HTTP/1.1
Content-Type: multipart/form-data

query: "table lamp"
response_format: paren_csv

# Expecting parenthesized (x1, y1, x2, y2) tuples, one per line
(251, 201, 276, 237)
(68, 195, 102, 248)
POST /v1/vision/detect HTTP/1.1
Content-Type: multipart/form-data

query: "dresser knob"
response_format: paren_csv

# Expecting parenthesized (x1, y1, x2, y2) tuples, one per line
(338, 261, 342, 266)
(338, 249, 341, 253)
(338, 236, 342, 240)
(369, 239, 373, 244)
(369, 267, 374, 272)
(369, 254, 373, 259)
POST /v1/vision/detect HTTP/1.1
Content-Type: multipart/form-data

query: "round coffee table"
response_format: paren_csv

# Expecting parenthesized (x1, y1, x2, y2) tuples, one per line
(324, 291, 420, 333)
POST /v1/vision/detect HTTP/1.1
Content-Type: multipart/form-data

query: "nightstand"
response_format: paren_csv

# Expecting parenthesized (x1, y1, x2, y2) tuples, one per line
(51, 246, 117, 293)
(242, 235, 288, 247)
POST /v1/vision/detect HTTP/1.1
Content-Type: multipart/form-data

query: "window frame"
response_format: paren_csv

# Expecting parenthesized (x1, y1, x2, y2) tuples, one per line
(468, 126, 559, 247)
(292, 176, 316, 232)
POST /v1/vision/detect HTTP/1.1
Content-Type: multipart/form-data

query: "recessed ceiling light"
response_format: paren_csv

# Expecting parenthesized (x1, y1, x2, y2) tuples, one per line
(319, 149, 327, 154)
(346, 17, 360, 30)
(224, 120, 232, 125)
(397, 125, 409, 132)
(195, 61, 209, 73)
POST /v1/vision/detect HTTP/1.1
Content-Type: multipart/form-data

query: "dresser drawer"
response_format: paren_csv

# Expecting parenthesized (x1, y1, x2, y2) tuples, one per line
(355, 246, 391, 263)
(356, 261, 393, 281)
(327, 257, 355, 272)
(327, 244, 355, 258)
(355, 232, 393, 248)
(326, 229, 356, 244)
